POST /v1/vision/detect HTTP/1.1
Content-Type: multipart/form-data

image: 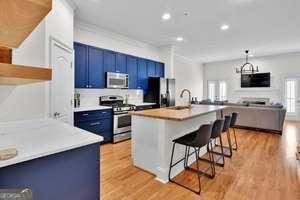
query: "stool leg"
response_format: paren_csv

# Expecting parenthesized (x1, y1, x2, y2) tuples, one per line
(168, 142, 176, 181)
(207, 143, 216, 178)
(183, 146, 188, 168)
(231, 128, 238, 151)
(219, 135, 225, 166)
(194, 147, 201, 194)
(226, 129, 233, 157)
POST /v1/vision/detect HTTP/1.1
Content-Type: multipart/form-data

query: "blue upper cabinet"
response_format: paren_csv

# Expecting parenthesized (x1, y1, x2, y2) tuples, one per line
(126, 56, 138, 89)
(137, 58, 148, 92)
(103, 50, 116, 73)
(147, 60, 156, 77)
(116, 53, 127, 73)
(74, 42, 165, 90)
(155, 62, 165, 77)
(74, 42, 88, 88)
(88, 47, 104, 88)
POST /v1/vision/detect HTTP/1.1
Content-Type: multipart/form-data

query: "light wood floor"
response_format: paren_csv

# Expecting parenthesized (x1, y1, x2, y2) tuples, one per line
(100, 121, 300, 200)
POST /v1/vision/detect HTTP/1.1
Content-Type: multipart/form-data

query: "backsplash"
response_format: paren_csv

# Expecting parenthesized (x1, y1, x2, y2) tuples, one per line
(75, 89, 144, 107)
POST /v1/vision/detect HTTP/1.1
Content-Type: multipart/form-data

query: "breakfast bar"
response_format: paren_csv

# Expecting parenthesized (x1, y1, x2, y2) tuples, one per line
(130, 105, 226, 183)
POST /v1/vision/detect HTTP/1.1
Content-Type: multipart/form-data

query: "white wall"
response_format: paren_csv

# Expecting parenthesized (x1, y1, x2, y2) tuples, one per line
(174, 55, 204, 105)
(0, 0, 74, 122)
(203, 52, 300, 104)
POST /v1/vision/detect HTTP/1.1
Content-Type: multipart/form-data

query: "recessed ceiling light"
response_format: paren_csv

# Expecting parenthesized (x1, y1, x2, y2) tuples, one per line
(249, 54, 254, 57)
(176, 37, 183, 42)
(221, 24, 230, 31)
(162, 13, 171, 20)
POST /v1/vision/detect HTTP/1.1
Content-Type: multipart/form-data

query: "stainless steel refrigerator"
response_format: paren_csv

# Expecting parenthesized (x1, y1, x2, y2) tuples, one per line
(144, 77, 175, 108)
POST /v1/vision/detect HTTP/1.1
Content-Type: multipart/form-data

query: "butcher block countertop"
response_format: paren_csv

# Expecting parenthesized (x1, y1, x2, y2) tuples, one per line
(129, 105, 227, 121)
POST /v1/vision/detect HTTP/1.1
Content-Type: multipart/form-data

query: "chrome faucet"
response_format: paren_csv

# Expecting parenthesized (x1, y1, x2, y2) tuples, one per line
(180, 89, 192, 108)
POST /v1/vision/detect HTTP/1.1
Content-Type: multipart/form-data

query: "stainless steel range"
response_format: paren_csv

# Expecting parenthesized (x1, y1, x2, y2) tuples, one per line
(99, 95, 135, 143)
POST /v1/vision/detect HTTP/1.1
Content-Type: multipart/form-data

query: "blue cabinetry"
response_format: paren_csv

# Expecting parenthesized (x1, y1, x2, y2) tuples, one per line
(74, 43, 88, 88)
(103, 50, 116, 73)
(155, 62, 165, 77)
(74, 42, 165, 90)
(127, 56, 138, 89)
(88, 47, 104, 88)
(116, 53, 127, 73)
(137, 58, 148, 92)
(147, 60, 156, 77)
(74, 109, 113, 143)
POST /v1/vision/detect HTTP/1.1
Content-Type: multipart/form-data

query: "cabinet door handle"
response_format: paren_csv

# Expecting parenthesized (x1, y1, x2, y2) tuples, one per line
(82, 113, 89, 116)
(90, 122, 101, 126)
(101, 112, 107, 114)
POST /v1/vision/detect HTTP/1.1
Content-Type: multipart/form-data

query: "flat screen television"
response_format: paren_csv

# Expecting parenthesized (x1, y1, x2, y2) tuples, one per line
(241, 73, 271, 88)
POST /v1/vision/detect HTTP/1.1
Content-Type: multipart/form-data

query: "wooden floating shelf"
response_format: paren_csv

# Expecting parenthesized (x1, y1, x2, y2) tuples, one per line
(0, 63, 52, 85)
(0, 0, 52, 48)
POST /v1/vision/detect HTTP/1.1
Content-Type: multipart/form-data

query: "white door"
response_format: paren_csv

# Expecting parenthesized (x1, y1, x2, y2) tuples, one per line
(285, 78, 300, 120)
(207, 80, 227, 101)
(50, 38, 74, 124)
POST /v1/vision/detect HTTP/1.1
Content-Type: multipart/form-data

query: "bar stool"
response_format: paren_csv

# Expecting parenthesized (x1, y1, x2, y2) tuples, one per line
(216, 115, 233, 158)
(168, 124, 213, 194)
(198, 119, 225, 167)
(230, 112, 238, 151)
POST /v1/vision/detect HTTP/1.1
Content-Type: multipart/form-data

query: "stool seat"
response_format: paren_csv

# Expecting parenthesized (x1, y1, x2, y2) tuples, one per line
(173, 131, 197, 146)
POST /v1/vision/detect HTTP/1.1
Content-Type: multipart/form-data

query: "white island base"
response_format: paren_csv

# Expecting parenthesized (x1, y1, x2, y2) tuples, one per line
(132, 112, 217, 183)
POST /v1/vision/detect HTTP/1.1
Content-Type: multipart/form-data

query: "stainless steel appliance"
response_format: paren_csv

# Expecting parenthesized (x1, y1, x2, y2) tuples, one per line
(144, 77, 175, 108)
(106, 72, 129, 89)
(99, 95, 135, 143)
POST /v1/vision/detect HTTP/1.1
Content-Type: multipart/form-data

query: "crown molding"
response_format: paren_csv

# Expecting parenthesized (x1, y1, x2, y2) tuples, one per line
(74, 20, 160, 52)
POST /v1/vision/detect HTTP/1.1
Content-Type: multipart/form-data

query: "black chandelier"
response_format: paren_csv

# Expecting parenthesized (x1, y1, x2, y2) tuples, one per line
(235, 50, 259, 74)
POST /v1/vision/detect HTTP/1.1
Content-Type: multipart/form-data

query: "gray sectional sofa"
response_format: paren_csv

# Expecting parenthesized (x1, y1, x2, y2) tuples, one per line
(197, 101, 286, 134)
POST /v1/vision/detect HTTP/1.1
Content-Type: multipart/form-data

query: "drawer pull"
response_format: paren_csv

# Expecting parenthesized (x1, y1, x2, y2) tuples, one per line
(101, 112, 107, 114)
(90, 122, 101, 126)
(82, 113, 89, 116)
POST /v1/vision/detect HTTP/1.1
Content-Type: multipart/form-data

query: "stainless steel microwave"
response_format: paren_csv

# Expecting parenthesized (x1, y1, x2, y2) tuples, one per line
(106, 72, 129, 89)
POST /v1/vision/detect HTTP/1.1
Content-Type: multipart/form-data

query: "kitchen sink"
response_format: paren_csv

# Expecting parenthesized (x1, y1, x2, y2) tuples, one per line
(167, 105, 192, 110)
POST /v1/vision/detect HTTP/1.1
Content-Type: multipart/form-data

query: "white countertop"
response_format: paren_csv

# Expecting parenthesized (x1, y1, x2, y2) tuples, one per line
(0, 118, 103, 168)
(74, 106, 112, 112)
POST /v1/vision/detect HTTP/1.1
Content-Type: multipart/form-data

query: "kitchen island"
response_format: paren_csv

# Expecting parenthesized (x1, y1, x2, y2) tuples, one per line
(130, 105, 226, 183)
(0, 118, 102, 200)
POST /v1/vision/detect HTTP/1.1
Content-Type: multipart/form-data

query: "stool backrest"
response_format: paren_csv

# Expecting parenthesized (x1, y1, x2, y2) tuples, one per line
(211, 119, 225, 139)
(222, 115, 231, 132)
(193, 124, 212, 148)
(230, 112, 238, 127)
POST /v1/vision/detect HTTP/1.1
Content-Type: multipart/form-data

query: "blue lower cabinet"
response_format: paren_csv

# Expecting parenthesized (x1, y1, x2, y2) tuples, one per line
(74, 109, 113, 143)
(0, 143, 100, 200)
(75, 119, 112, 142)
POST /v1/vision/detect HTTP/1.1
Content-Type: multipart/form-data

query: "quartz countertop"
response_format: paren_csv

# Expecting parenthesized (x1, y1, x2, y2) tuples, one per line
(74, 106, 112, 112)
(130, 105, 227, 121)
(0, 118, 103, 168)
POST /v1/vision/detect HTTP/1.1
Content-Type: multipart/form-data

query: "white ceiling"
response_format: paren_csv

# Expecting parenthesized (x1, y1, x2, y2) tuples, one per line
(71, 0, 300, 63)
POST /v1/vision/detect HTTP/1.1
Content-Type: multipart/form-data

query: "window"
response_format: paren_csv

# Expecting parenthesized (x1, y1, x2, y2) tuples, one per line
(219, 81, 227, 101)
(208, 82, 215, 101)
(285, 79, 296, 113)
(207, 80, 227, 101)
